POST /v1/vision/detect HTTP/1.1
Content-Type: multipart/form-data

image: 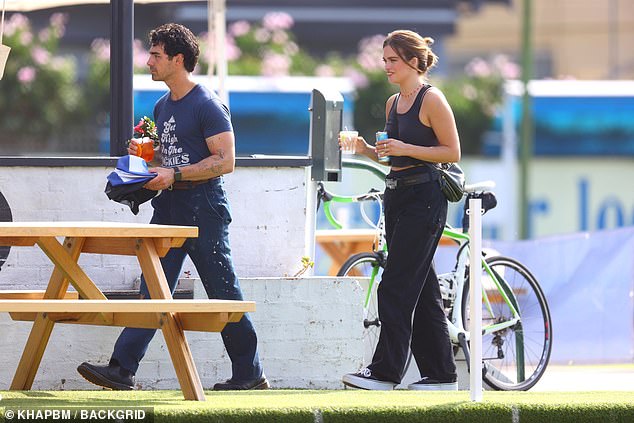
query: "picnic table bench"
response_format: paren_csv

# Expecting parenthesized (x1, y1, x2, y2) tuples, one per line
(0, 222, 255, 401)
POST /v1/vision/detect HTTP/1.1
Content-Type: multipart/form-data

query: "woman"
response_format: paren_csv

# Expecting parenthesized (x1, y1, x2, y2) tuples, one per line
(342, 30, 461, 391)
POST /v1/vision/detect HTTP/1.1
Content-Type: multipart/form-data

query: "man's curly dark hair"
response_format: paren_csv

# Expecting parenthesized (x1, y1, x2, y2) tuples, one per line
(149, 23, 200, 72)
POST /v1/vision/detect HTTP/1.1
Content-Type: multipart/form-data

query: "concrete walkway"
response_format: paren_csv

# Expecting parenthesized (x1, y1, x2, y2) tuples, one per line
(397, 358, 634, 391)
(533, 363, 634, 391)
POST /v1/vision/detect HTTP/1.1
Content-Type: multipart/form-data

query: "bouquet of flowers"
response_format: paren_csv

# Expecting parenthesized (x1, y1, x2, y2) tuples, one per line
(133, 116, 159, 148)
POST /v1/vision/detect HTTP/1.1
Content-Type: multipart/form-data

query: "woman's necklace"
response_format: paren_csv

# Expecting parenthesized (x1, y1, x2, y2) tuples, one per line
(400, 83, 423, 99)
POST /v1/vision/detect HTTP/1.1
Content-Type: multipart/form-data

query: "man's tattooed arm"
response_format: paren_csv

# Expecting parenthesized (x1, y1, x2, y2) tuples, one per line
(162, 131, 236, 183)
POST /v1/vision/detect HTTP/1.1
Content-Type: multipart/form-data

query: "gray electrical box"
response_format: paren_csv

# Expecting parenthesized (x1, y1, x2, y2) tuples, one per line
(309, 88, 344, 182)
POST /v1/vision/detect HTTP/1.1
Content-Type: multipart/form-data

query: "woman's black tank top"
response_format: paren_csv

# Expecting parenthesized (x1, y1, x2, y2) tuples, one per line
(384, 84, 438, 168)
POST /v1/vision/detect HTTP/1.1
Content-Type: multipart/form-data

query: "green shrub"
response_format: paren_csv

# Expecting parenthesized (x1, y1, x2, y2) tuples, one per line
(0, 11, 514, 156)
(0, 13, 81, 154)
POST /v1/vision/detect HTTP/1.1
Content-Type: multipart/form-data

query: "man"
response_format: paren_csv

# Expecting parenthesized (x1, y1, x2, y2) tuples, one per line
(78, 23, 268, 391)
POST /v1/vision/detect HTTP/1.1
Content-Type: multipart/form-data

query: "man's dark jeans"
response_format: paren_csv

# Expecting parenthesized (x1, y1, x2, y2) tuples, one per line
(111, 177, 263, 382)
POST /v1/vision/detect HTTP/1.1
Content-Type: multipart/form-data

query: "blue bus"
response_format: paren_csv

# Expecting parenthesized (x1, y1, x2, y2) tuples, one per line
(133, 75, 354, 157)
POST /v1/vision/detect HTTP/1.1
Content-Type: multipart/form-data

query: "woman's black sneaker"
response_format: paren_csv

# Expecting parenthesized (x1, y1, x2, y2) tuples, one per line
(408, 376, 458, 391)
(342, 368, 396, 390)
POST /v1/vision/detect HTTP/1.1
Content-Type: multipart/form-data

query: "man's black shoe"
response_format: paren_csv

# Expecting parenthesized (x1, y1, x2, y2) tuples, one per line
(213, 375, 270, 391)
(77, 360, 135, 391)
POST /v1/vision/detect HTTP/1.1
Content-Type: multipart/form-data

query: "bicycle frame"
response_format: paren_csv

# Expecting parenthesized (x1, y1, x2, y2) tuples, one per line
(441, 226, 521, 343)
(317, 182, 521, 352)
(319, 160, 548, 388)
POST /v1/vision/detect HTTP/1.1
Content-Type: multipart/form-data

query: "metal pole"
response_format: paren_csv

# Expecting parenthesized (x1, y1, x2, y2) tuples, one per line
(110, 0, 134, 157)
(469, 198, 483, 402)
(519, 0, 533, 239)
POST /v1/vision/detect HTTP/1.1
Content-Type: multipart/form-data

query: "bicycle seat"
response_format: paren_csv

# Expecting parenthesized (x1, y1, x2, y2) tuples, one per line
(464, 180, 496, 193)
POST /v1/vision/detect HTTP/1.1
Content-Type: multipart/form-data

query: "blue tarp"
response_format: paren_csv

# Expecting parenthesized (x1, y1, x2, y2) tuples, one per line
(485, 227, 634, 364)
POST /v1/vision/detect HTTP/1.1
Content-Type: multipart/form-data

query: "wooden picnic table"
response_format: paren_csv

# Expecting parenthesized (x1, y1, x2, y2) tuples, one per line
(316, 228, 455, 276)
(315, 229, 378, 275)
(0, 222, 255, 401)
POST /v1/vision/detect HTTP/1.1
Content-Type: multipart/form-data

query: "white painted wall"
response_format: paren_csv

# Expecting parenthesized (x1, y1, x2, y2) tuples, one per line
(0, 277, 365, 390)
(0, 164, 369, 390)
(0, 165, 309, 291)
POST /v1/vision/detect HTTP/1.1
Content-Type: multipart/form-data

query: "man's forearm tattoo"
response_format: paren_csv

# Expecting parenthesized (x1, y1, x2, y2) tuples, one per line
(208, 148, 225, 175)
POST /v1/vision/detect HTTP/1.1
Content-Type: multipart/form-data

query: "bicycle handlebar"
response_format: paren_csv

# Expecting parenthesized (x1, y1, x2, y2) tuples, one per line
(342, 157, 389, 179)
(317, 182, 383, 229)
(319, 157, 498, 233)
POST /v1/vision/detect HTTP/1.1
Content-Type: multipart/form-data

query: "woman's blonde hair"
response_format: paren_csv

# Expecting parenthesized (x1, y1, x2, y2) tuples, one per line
(383, 30, 438, 74)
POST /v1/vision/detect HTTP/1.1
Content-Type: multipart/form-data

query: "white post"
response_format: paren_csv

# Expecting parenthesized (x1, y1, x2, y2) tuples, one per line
(1, 0, 6, 45)
(208, 0, 228, 105)
(468, 198, 483, 401)
(304, 168, 317, 276)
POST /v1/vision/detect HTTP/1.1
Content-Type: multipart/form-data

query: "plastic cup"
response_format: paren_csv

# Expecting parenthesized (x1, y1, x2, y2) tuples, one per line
(134, 137, 155, 162)
(0, 45, 11, 80)
(339, 130, 358, 155)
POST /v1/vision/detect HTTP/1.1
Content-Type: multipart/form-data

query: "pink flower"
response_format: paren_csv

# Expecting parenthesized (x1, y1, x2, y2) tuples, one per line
(229, 20, 251, 37)
(357, 51, 383, 72)
(133, 116, 158, 142)
(17, 67, 36, 84)
(271, 30, 289, 45)
(91, 38, 110, 61)
(261, 52, 290, 76)
(465, 58, 491, 78)
(358, 35, 385, 54)
(31, 47, 51, 66)
(262, 12, 294, 31)
(38, 28, 50, 43)
(254, 28, 271, 43)
(5, 14, 29, 37)
(283, 41, 299, 56)
(492, 55, 520, 79)
(315, 64, 335, 77)
(344, 67, 369, 89)
(49, 13, 68, 30)
(49, 13, 68, 37)
(225, 36, 242, 61)
(133, 39, 149, 69)
(500, 62, 520, 79)
(19, 31, 33, 45)
(357, 35, 385, 72)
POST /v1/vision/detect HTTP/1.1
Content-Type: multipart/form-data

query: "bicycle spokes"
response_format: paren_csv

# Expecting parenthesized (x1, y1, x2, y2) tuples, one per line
(463, 256, 552, 391)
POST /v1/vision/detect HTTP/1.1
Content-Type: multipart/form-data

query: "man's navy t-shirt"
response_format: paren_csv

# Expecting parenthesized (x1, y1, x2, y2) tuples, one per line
(153, 84, 233, 168)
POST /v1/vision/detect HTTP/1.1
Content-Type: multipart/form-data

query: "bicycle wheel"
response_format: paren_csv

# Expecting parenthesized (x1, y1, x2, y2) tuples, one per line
(338, 252, 383, 366)
(462, 256, 552, 391)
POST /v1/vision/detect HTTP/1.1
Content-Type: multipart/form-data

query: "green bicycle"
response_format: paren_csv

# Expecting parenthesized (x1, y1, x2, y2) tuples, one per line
(316, 161, 552, 391)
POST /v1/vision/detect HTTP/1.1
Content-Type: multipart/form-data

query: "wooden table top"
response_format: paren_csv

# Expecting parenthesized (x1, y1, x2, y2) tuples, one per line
(0, 222, 198, 238)
(315, 229, 377, 242)
(0, 299, 256, 313)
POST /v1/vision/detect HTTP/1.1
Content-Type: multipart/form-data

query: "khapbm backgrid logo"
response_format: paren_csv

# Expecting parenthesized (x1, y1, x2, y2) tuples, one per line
(3, 407, 154, 422)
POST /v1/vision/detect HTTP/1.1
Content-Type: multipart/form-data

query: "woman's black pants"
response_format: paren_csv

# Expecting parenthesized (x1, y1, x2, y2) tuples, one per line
(368, 168, 457, 383)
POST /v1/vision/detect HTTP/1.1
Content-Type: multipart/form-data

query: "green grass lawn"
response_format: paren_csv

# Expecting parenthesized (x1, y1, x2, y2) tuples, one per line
(2, 390, 634, 422)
